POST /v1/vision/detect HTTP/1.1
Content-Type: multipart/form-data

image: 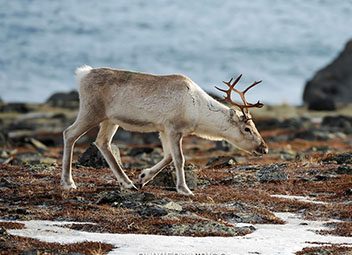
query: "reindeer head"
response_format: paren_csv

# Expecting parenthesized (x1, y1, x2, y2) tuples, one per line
(216, 74, 268, 155)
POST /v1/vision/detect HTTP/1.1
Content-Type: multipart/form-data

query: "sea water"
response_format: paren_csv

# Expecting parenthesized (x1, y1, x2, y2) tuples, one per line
(1, 0, 352, 104)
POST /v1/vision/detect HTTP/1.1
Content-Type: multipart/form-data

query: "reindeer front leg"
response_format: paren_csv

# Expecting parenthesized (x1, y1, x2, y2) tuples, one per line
(167, 130, 193, 196)
(139, 132, 172, 188)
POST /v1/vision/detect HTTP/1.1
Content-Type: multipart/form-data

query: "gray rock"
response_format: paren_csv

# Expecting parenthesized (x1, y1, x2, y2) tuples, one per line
(26, 138, 48, 152)
(256, 164, 288, 182)
(46, 90, 79, 109)
(161, 201, 183, 212)
(77, 143, 121, 168)
(165, 220, 255, 236)
(303, 39, 352, 109)
(137, 205, 168, 217)
(276, 149, 297, 161)
(12, 152, 57, 168)
(206, 156, 237, 168)
(150, 164, 198, 190)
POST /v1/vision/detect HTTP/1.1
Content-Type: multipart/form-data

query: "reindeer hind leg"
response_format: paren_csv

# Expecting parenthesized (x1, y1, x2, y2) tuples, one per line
(61, 113, 102, 189)
(95, 120, 137, 191)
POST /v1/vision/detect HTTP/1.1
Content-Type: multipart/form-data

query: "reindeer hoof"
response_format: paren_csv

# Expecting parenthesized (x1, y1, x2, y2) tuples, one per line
(121, 182, 139, 192)
(61, 180, 77, 190)
(136, 181, 144, 190)
(176, 186, 194, 196)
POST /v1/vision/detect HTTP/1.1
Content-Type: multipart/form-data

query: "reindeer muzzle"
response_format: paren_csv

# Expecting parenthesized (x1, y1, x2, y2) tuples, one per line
(255, 142, 268, 155)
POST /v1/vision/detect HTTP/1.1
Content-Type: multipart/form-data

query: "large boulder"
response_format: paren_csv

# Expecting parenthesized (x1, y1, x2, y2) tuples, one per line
(303, 39, 352, 110)
(46, 90, 79, 109)
(0, 103, 30, 113)
(77, 143, 121, 168)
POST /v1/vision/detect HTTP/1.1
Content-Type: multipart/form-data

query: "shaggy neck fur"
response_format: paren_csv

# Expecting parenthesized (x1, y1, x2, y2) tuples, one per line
(194, 93, 236, 141)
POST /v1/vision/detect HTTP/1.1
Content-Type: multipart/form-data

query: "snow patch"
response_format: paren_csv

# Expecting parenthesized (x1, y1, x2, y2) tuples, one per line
(271, 194, 328, 205)
(2, 212, 352, 255)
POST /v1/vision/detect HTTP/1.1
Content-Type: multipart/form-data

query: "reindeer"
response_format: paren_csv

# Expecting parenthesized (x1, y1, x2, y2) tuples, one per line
(61, 66, 268, 196)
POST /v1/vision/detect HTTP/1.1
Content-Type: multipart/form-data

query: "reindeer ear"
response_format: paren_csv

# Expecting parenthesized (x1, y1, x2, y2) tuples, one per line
(229, 108, 239, 120)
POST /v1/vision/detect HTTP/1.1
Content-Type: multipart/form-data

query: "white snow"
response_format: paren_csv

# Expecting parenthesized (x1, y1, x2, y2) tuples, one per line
(3, 212, 352, 255)
(271, 194, 328, 205)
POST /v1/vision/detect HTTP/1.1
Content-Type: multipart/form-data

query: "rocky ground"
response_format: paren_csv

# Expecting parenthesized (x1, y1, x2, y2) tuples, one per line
(0, 100, 351, 254)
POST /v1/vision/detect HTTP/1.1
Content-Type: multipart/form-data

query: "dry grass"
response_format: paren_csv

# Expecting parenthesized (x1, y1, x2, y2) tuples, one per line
(296, 245, 352, 255)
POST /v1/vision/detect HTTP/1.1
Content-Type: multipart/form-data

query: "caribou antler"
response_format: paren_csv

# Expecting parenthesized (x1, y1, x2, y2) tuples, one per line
(215, 74, 264, 120)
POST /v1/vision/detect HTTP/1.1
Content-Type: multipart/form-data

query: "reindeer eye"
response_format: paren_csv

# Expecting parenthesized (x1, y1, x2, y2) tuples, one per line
(244, 127, 251, 133)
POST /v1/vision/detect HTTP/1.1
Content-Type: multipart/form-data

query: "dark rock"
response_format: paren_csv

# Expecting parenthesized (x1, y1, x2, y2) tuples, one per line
(127, 146, 154, 157)
(137, 205, 168, 217)
(96, 191, 125, 205)
(8, 130, 65, 147)
(214, 141, 231, 152)
(321, 115, 352, 134)
(0, 103, 30, 113)
(46, 90, 79, 109)
(256, 118, 281, 131)
(0, 131, 9, 147)
(267, 134, 290, 143)
(303, 39, 352, 109)
(256, 164, 288, 182)
(336, 164, 352, 175)
(0, 227, 6, 236)
(0, 178, 17, 188)
(292, 129, 336, 141)
(306, 98, 337, 111)
(313, 174, 336, 181)
(115, 130, 160, 145)
(77, 143, 121, 168)
(324, 152, 352, 164)
(15, 208, 28, 214)
(124, 148, 163, 169)
(345, 188, 352, 196)
(150, 164, 198, 190)
(206, 156, 237, 168)
(256, 117, 312, 131)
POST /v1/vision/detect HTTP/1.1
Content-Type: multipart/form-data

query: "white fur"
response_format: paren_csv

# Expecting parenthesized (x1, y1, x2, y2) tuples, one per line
(75, 65, 92, 84)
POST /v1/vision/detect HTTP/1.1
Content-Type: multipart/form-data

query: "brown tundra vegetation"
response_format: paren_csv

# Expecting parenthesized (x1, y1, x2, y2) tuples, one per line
(0, 79, 352, 254)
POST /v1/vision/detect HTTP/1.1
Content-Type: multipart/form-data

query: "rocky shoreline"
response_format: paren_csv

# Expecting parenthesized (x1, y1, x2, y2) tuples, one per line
(0, 99, 351, 254)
